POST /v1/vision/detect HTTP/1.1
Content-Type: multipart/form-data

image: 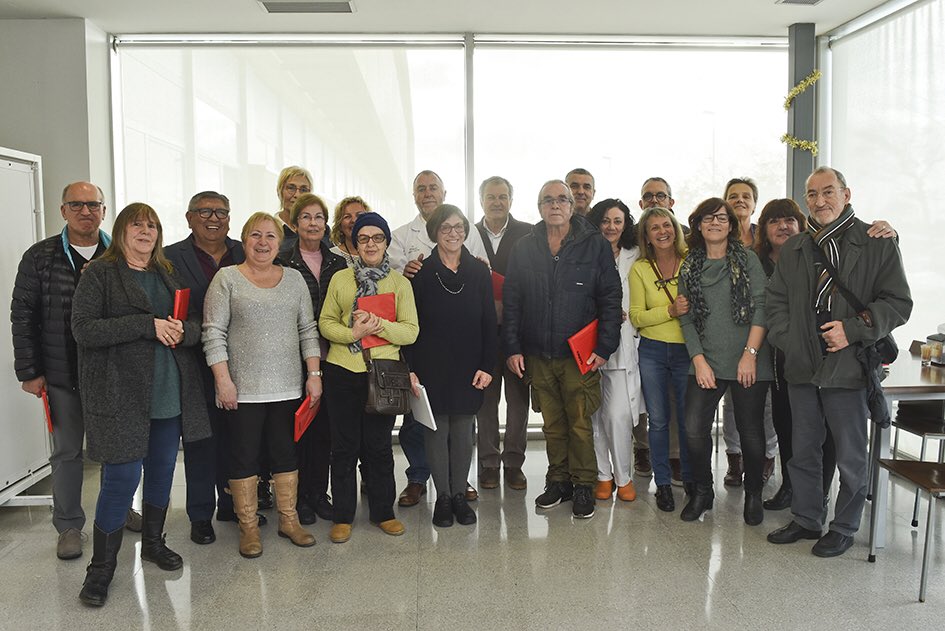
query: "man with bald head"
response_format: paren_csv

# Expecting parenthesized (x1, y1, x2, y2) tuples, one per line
(11, 182, 117, 560)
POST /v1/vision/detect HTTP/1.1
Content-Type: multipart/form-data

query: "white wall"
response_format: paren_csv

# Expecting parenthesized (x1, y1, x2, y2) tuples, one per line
(0, 18, 113, 236)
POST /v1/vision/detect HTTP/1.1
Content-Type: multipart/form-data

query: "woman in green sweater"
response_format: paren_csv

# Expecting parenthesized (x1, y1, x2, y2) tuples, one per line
(678, 198, 772, 525)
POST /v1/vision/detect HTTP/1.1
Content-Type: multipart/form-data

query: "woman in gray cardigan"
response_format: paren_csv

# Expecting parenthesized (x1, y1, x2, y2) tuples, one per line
(72, 203, 210, 607)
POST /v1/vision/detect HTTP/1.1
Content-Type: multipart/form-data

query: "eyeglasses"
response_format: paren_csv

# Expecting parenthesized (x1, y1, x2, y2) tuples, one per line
(191, 207, 230, 220)
(641, 192, 669, 203)
(438, 224, 466, 236)
(701, 214, 730, 224)
(298, 213, 326, 224)
(540, 196, 572, 208)
(284, 184, 311, 195)
(64, 201, 103, 212)
(356, 234, 387, 245)
(655, 276, 679, 290)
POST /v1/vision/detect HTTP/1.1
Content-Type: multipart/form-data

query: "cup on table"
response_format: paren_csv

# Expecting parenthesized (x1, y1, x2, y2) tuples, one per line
(920, 343, 932, 366)
(930, 341, 943, 365)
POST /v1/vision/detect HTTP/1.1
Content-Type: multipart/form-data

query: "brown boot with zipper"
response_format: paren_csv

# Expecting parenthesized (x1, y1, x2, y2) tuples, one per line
(272, 471, 316, 547)
(229, 476, 263, 558)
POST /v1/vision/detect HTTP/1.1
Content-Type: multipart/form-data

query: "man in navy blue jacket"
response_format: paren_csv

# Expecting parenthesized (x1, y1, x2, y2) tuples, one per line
(503, 179, 621, 519)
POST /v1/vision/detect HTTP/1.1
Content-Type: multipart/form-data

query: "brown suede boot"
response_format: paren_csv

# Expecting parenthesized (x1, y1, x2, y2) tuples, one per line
(723, 453, 743, 487)
(272, 471, 316, 547)
(229, 476, 263, 558)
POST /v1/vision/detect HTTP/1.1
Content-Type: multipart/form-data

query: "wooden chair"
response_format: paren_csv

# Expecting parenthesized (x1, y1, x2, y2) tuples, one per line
(875, 459, 945, 602)
(892, 402, 945, 526)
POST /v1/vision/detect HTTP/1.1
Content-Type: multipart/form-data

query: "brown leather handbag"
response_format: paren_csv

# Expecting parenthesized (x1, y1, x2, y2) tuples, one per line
(362, 349, 412, 416)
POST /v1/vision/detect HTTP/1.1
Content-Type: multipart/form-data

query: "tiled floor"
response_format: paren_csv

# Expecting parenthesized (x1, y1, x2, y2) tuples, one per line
(0, 443, 943, 630)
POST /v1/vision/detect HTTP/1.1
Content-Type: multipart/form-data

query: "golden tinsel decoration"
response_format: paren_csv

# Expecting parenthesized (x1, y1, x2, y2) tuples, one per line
(780, 134, 819, 156)
(783, 69, 822, 110)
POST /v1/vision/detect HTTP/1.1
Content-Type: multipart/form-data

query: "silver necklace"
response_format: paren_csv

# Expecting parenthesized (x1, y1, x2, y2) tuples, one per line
(435, 272, 464, 295)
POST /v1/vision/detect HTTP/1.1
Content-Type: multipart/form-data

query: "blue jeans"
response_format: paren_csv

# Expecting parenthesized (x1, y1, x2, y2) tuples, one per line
(95, 416, 182, 532)
(639, 338, 692, 486)
(399, 413, 430, 484)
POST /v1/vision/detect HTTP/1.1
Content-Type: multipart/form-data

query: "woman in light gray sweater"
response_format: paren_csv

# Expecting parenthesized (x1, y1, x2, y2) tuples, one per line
(203, 212, 321, 559)
(678, 198, 772, 526)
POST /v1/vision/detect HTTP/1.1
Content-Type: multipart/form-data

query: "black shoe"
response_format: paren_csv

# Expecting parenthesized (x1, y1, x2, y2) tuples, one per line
(767, 520, 822, 544)
(258, 477, 273, 510)
(432, 494, 453, 527)
(683, 481, 696, 498)
(655, 484, 675, 512)
(812, 530, 854, 558)
(680, 485, 714, 521)
(763, 484, 793, 511)
(297, 499, 317, 525)
(743, 491, 764, 526)
(140, 503, 183, 571)
(79, 524, 124, 607)
(572, 485, 595, 519)
(451, 493, 477, 526)
(190, 520, 216, 545)
(535, 481, 573, 509)
(218, 509, 268, 526)
(314, 493, 334, 522)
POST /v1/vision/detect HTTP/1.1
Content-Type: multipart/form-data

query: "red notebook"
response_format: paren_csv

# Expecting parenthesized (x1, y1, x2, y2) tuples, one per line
(357, 292, 396, 349)
(491, 271, 505, 301)
(294, 396, 320, 442)
(172, 288, 190, 320)
(567, 319, 599, 375)
(41, 388, 53, 433)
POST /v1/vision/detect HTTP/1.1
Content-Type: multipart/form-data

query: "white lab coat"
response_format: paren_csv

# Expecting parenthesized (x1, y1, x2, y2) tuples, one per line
(388, 214, 489, 273)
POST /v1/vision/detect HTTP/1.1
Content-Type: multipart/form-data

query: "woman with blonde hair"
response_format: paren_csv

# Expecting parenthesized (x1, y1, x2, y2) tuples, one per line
(330, 196, 373, 267)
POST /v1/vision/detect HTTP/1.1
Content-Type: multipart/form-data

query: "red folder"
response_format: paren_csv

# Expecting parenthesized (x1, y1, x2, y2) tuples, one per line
(294, 396, 320, 442)
(172, 288, 190, 320)
(357, 292, 396, 349)
(567, 319, 599, 375)
(41, 388, 53, 433)
(491, 271, 505, 301)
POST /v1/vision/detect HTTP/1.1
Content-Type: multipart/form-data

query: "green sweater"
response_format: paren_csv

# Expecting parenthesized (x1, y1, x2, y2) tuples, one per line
(678, 253, 772, 381)
(318, 268, 419, 374)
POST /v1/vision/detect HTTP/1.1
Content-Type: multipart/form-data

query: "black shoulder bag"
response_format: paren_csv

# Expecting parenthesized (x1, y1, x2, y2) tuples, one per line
(811, 247, 897, 427)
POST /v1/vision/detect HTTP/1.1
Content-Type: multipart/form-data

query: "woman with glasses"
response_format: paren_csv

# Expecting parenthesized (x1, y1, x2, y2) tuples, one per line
(319, 213, 418, 543)
(628, 207, 693, 512)
(203, 212, 320, 558)
(404, 204, 496, 527)
(73, 203, 210, 606)
(585, 199, 644, 503)
(677, 198, 771, 524)
(330, 196, 373, 267)
(274, 165, 314, 250)
(278, 193, 347, 525)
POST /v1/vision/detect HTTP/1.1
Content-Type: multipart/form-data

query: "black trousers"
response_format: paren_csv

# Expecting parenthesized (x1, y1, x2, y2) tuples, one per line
(228, 400, 298, 479)
(298, 404, 331, 501)
(183, 404, 232, 521)
(685, 376, 769, 492)
(324, 363, 396, 524)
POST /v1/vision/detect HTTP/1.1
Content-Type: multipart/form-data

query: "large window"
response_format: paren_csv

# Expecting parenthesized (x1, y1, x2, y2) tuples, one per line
(826, 0, 944, 347)
(473, 45, 788, 223)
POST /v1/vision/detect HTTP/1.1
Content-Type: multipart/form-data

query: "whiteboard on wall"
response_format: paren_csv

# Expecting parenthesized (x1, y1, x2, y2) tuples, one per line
(0, 147, 50, 504)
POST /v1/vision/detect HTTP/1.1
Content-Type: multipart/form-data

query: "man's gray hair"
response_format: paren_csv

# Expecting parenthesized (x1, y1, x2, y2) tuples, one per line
(536, 179, 575, 208)
(61, 182, 105, 203)
(187, 191, 230, 214)
(808, 166, 848, 189)
(640, 177, 673, 199)
(479, 175, 513, 200)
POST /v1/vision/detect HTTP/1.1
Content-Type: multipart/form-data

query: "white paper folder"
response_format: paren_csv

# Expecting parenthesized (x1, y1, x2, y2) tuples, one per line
(410, 384, 437, 431)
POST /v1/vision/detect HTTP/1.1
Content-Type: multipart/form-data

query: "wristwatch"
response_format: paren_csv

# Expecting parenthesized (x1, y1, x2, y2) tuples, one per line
(308, 370, 323, 377)
(743, 346, 758, 356)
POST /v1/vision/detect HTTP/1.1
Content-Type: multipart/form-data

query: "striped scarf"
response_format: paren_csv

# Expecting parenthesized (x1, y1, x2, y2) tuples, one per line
(808, 204, 856, 312)
(348, 252, 392, 353)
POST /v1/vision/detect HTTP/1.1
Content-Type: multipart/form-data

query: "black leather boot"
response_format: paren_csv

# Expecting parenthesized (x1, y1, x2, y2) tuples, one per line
(680, 484, 714, 522)
(763, 483, 793, 511)
(79, 524, 124, 607)
(140, 503, 183, 570)
(744, 490, 764, 526)
(451, 493, 477, 525)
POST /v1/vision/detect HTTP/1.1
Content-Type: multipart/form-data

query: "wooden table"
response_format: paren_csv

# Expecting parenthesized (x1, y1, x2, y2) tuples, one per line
(867, 350, 945, 559)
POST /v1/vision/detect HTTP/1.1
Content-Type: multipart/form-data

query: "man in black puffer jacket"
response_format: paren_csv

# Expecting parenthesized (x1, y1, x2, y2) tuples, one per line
(503, 179, 621, 520)
(11, 181, 111, 560)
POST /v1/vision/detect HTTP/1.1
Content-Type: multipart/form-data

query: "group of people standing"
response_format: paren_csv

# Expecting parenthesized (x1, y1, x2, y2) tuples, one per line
(11, 163, 911, 608)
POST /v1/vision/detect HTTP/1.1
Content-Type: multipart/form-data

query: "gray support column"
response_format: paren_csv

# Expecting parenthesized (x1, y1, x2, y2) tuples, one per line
(787, 23, 817, 201)
(464, 32, 475, 221)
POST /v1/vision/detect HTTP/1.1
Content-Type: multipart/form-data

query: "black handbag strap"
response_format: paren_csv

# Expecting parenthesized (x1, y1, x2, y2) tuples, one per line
(810, 245, 868, 314)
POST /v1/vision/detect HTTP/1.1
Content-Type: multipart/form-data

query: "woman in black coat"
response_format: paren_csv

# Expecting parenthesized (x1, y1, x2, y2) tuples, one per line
(279, 192, 347, 524)
(406, 204, 497, 528)
(72, 203, 210, 607)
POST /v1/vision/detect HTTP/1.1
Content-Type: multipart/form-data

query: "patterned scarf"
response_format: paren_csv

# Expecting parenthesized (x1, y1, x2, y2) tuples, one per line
(680, 240, 754, 338)
(808, 204, 856, 312)
(348, 252, 391, 353)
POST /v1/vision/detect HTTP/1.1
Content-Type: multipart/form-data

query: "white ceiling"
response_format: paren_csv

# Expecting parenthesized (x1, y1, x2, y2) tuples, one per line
(0, 0, 890, 37)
